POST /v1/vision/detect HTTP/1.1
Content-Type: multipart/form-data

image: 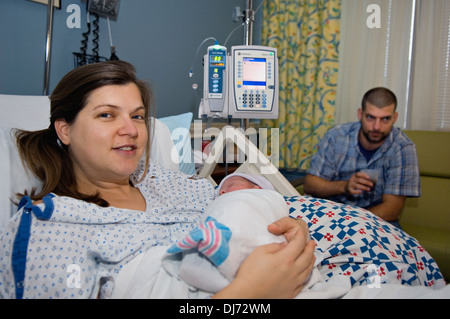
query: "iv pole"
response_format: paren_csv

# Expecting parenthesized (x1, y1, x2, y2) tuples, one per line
(243, 0, 254, 46)
(43, 0, 55, 95)
(242, 0, 254, 130)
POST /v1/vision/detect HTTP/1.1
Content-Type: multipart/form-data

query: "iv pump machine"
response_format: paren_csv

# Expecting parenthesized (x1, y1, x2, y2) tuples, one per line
(199, 45, 279, 119)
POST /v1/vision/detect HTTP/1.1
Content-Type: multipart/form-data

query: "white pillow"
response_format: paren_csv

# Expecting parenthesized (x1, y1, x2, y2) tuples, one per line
(158, 112, 195, 175)
(0, 94, 50, 228)
(0, 128, 41, 228)
(0, 94, 50, 130)
(149, 118, 179, 171)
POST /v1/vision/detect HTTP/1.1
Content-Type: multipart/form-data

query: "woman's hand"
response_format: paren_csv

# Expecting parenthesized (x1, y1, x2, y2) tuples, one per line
(213, 217, 316, 299)
(268, 216, 310, 243)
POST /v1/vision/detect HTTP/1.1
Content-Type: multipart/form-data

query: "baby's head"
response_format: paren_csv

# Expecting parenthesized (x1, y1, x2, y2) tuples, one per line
(218, 173, 274, 195)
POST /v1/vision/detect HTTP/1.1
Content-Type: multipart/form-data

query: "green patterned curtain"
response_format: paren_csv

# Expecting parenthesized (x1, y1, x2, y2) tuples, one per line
(261, 0, 341, 169)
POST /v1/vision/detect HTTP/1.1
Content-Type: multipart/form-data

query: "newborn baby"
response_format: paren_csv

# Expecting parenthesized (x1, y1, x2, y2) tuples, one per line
(164, 173, 316, 293)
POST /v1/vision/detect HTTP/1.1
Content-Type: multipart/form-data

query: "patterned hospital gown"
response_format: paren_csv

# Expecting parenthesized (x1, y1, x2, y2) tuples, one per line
(0, 161, 215, 299)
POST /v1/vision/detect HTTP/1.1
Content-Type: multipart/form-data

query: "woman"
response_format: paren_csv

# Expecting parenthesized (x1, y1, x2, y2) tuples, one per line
(0, 61, 315, 299)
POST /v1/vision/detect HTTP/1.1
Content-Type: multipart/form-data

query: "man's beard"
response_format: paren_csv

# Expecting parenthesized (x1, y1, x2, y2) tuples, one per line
(361, 129, 389, 144)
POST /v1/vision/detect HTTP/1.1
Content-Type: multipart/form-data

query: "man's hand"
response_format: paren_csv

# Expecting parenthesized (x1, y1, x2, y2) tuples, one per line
(344, 172, 374, 195)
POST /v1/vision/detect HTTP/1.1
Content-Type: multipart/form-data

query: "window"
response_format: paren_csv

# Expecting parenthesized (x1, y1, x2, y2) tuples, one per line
(337, 0, 450, 131)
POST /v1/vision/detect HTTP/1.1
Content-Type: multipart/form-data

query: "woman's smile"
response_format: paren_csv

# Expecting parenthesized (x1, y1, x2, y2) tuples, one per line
(113, 144, 138, 157)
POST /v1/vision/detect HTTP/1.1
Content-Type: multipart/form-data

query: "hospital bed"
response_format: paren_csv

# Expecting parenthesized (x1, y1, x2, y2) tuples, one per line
(1, 93, 449, 298)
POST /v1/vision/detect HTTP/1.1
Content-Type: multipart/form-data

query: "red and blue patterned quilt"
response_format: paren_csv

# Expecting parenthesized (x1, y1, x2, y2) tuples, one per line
(285, 195, 446, 289)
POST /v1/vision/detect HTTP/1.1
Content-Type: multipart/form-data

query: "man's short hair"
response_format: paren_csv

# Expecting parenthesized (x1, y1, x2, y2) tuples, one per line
(361, 87, 397, 111)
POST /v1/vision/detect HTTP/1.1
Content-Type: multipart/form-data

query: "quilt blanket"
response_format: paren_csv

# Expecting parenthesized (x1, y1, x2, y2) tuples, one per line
(284, 195, 446, 289)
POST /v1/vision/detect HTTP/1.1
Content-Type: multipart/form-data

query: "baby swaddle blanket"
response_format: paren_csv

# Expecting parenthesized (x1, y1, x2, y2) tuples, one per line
(164, 189, 288, 293)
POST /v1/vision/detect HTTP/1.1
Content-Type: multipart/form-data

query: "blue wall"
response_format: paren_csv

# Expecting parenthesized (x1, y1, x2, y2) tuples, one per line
(0, 0, 262, 117)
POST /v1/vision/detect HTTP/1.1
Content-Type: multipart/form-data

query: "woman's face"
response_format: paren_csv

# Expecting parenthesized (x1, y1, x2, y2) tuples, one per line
(56, 83, 148, 189)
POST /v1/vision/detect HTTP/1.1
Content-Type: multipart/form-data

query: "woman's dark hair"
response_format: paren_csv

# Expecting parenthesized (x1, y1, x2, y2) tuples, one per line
(15, 60, 154, 206)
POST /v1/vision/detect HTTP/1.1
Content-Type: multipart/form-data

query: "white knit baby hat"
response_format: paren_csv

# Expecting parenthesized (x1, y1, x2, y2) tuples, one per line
(217, 173, 274, 192)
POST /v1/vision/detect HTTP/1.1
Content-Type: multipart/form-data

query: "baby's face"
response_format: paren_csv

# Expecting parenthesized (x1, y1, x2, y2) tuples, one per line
(219, 176, 261, 195)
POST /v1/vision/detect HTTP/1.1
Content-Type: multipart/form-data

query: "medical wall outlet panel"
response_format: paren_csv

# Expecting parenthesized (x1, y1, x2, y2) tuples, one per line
(228, 45, 278, 119)
(203, 45, 228, 116)
(200, 45, 279, 119)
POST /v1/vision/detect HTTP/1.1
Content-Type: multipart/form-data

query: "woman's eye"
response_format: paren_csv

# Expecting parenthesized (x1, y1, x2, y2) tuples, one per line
(132, 114, 145, 120)
(99, 113, 112, 118)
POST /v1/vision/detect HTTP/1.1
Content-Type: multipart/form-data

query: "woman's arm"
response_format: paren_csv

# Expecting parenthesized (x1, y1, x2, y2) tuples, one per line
(212, 217, 316, 299)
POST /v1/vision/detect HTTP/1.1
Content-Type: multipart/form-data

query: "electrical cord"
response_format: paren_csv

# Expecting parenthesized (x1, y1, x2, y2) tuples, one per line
(189, 37, 218, 100)
(92, 13, 100, 60)
(189, 37, 217, 79)
(107, 17, 119, 60)
(223, 22, 244, 47)
(80, 12, 91, 57)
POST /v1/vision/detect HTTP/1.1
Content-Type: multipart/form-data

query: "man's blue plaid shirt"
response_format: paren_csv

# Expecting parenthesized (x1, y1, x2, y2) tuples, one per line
(307, 122, 420, 209)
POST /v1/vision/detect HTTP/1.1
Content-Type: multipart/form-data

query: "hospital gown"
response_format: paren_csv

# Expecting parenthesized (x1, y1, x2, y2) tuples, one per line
(0, 161, 215, 299)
